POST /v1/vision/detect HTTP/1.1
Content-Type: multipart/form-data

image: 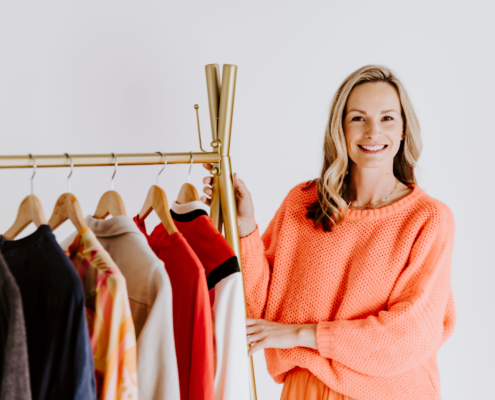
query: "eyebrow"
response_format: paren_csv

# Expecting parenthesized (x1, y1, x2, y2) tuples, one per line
(347, 109, 366, 114)
(347, 109, 400, 114)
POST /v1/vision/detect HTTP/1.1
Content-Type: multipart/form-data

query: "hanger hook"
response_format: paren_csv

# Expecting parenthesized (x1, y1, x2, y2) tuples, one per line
(156, 152, 167, 186)
(65, 153, 74, 193)
(29, 154, 36, 195)
(187, 151, 194, 184)
(111, 153, 118, 191)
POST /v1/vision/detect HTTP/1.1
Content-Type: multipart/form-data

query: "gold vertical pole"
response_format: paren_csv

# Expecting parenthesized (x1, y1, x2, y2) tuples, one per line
(205, 64, 221, 141)
(216, 64, 258, 400)
(217, 65, 236, 157)
(205, 64, 223, 233)
(209, 162, 222, 233)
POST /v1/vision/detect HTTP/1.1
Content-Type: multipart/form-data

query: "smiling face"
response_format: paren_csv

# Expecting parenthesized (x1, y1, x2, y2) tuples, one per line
(344, 81, 404, 171)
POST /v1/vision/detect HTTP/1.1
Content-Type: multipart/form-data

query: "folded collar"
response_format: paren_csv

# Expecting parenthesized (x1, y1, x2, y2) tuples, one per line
(85, 215, 142, 237)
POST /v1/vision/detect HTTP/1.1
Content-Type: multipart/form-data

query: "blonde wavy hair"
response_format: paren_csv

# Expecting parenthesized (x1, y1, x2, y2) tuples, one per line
(305, 65, 422, 231)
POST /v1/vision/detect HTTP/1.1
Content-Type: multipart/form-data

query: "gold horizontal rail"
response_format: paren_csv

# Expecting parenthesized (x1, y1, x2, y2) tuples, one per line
(0, 152, 221, 169)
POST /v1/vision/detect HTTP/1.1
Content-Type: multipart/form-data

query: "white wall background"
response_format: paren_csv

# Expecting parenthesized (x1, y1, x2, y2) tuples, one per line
(1, 1, 493, 399)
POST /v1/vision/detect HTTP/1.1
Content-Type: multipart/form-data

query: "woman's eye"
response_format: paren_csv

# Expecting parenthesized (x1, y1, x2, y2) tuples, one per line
(383, 116, 393, 121)
(352, 116, 364, 121)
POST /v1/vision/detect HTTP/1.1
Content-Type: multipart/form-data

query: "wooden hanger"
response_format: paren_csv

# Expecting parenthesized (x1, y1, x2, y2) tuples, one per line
(94, 191, 126, 219)
(48, 154, 88, 232)
(3, 155, 48, 240)
(139, 185, 178, 235)
(176, 151, 200, 204)
(3, 195, 48, 240)
(49, 193, 88, 232)
(94, 153, 127, 219)
(176, 183, 200, 204)
(138, 152, 178, 235)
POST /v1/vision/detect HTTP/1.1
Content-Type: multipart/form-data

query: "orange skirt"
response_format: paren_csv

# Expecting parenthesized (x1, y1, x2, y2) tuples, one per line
(280, 368, 355, 400)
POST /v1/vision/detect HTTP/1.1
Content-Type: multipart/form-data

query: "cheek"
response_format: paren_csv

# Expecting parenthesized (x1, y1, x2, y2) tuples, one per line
(344, 135, 358, 157)
(344, 125, 361, 147)
(344, 134, 360, 161)
(385, 129, 403, 156)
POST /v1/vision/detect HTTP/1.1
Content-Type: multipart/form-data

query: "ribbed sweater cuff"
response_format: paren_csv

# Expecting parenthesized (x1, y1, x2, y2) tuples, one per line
(239, 225, 262, 253)
(316, 321, 335, 358)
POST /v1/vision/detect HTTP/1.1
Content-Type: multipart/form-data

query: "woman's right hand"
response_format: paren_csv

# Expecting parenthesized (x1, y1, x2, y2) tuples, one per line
(201, 163, 257, 238)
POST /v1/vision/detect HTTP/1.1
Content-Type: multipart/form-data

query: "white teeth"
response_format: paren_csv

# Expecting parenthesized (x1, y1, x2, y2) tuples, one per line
(361, 145, 386, 151)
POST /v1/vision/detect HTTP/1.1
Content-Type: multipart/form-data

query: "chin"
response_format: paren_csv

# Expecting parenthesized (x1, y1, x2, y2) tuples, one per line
(351, 158, 392, 170)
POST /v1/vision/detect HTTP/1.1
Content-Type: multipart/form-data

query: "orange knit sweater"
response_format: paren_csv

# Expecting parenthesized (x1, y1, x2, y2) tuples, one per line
(240, 182, 455, 400)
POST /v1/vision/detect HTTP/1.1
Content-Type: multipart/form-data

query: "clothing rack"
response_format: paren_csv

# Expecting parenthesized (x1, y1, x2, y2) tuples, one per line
(0, 64, 258, 400)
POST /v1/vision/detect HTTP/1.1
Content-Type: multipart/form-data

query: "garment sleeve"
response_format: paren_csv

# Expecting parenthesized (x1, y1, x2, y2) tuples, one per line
(136, 264, 180, 400)
(316, 203, 456, 377)
(210, 268, 250, 400)
(85, 246, 138, 398)
(0, 253, 32, 400)
(239, 191, 292, 319)
(189, 274, 215, 400)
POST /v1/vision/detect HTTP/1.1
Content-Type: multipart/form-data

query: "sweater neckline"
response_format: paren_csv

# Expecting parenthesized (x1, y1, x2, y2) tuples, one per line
(0, 224, 53, 252)
(343, 184, 423, 221)
(133, 215, 182, 250)
(171, 200, 209, 215)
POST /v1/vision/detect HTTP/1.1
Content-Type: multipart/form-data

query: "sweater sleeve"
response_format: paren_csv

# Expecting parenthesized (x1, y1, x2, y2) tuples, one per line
(316, 202, 456, 377)
(240, 191, 292, 319)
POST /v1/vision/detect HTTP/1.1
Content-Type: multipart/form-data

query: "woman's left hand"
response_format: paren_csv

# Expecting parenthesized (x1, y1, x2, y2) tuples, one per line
(246, 318, 318, 356)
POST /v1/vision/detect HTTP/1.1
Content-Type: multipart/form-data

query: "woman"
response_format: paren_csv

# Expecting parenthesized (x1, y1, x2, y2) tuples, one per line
(201, 65, 455, 400)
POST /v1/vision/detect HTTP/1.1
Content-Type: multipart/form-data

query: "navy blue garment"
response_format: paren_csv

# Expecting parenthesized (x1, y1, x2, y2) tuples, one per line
(0, 225, 95, 400)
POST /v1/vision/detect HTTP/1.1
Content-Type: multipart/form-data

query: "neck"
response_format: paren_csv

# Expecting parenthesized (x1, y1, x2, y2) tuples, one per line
(345, 164, 397, 207)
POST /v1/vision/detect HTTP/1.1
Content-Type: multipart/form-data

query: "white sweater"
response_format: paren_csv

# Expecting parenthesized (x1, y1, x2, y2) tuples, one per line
(170, 201, 250, 400)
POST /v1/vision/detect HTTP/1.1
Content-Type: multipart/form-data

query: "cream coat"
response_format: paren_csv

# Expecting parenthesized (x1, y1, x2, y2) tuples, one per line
(61, 215, 180, 400)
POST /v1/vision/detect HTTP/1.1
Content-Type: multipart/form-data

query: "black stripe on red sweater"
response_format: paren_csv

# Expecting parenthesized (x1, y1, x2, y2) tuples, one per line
(206, 256, 241, 290)
(170, 209, 208, 222)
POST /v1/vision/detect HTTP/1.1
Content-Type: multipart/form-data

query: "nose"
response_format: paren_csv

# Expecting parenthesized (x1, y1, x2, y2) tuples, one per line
(366, 120, 382, 140)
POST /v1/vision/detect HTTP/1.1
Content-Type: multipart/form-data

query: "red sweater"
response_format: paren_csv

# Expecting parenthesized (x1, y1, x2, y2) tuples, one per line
(162, 200, 251, 400)
(240, 183, 455, 400)
(134, 216, 215, 400)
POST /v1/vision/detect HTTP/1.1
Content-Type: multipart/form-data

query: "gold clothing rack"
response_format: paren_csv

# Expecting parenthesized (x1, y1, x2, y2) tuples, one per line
(0, 152, 221, 168)
(0, 64, 257, 400)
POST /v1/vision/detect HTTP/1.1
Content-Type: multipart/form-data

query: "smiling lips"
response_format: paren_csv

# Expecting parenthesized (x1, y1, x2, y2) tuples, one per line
(358, 144, 388, 154)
